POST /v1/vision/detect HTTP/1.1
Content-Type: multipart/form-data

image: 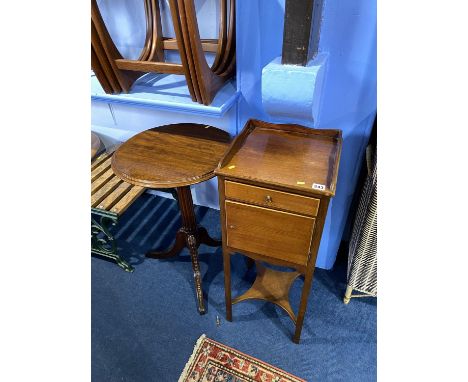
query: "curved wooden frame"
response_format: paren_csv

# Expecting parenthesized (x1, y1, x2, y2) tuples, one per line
(91, 0, 236, 105)
(210, 0, 228, 73)
(91, 0, 142, 93)
(178, 0, 235, 104)
(137, 0, 152, 61)
(92, 20, 122, 93)
(213, 0, 236, 76)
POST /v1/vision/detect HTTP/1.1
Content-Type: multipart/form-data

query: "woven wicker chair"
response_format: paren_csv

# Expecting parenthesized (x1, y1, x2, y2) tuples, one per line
(344, 144, 377, 304)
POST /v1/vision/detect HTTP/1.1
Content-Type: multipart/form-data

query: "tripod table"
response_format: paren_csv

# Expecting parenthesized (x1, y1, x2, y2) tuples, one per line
(111, 123, 231, 314)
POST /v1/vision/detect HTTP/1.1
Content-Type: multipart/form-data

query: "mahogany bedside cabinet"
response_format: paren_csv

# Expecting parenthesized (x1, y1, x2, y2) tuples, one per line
(214, 119, 342, 343)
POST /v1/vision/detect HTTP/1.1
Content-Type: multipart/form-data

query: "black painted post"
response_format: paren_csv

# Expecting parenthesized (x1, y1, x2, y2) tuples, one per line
(282, 0, 324, 66)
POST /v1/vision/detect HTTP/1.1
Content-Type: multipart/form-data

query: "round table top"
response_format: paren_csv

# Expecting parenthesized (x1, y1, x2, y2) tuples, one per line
(91, 132, 101, 160)
(111, 123, 231, 188)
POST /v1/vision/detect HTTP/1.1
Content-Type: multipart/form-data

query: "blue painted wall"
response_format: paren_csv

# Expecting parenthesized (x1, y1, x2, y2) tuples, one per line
(236, 0, 377, 268)
(92, 0, 377, 269)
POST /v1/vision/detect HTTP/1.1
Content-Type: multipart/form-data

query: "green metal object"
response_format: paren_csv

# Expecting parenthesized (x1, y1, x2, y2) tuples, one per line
(91, 208, 134, 272)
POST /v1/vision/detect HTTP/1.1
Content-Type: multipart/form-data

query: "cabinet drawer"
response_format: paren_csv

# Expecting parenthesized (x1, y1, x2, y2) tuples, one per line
(225, 200, 315, 266)
(225, 181, 319, 216)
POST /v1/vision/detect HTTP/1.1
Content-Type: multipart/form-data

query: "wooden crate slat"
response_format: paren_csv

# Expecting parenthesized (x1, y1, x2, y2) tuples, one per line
(111, 185, 145, 215)
(91, 151, 111, 171)
(97, 182, 134, 212)
(91, 156, 113, 182)
(91, 168, 115, 194)
(90, 147, 146, 216)
(91, 175, 122, 207)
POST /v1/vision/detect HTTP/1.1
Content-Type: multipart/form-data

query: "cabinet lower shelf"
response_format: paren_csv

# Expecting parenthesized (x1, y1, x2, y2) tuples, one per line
(232, 261, 301, 323)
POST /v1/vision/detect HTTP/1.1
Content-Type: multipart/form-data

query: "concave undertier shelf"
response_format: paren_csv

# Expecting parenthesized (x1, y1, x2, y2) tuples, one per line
(91, 72, 239, 117)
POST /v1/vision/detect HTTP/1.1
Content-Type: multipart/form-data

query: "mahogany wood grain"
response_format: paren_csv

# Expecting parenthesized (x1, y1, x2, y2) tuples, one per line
(91, 21, 123, 93)
(163, 38, 219, 53)
(214, 0, 236, 76)
(91, 0, 141, 92)
(211, 0, 227, 72)
(293, 197, 329, 343)
(112, 123, 231, 188)
(217, 175, 233, 320)
(91, 47, 114, 94)
(111, 123, 231, 314)
(172, 0, 203, 103)
(225, 247, 308, 275)
(138, 0, 153, 61)
(115, 59, 184, 74)
(178, 0, 234, 105)
(147, 0, 164, 62)
(225, 200, 315, 266)
(216, 119, 342, 343)
(177, 0, 213, 105)
(225, 181, 320, 217)
(218, 55, 236, 78)
(91, 0, 235, 105)
(146, 186, 209, 314)
(217, 119, 342, 197)
(232, 261, 301, 323)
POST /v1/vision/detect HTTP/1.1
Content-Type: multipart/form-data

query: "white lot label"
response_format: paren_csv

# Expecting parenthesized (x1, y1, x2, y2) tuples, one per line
(312, 183, 326, 191)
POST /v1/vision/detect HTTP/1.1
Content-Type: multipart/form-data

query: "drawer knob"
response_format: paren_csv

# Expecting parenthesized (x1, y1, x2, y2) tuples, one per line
(228, 224, 236, 229)
(265, 195, 273, 203)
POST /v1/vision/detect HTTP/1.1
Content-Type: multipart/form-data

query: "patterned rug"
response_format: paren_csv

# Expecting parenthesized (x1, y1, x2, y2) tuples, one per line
(179, 335, 305, 382)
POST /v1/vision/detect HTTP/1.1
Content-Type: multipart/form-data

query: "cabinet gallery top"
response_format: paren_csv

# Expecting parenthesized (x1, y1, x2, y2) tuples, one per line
(215, 119, 342, 197)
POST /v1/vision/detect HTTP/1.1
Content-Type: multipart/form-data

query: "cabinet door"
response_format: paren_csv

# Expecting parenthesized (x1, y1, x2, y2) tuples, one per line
(225, 200, 315, 266)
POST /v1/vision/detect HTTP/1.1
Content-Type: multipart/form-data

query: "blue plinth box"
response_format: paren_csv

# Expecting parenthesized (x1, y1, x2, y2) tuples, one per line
(261, 53, 328, 123)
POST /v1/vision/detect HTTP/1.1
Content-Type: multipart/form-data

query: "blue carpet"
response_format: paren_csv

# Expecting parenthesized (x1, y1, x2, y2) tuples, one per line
(92, 193, 376, 381)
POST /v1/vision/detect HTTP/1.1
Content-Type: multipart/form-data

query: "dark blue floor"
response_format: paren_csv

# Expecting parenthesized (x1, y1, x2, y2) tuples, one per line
(92, 193, 376, 382)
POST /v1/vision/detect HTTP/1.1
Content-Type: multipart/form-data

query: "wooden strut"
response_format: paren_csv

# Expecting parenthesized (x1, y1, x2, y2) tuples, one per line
(91, 0, 236, 105)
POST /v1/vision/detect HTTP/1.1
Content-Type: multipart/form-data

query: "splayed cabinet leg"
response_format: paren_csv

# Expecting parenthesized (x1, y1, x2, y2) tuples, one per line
(223, 249, 232, 321)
